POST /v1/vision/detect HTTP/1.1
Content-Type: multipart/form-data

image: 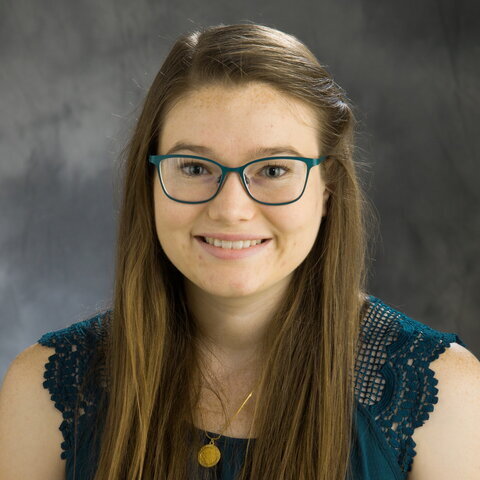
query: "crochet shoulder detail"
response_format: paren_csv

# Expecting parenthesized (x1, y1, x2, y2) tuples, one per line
(355, 295, 468, 476)
(37, 311, 110, 463)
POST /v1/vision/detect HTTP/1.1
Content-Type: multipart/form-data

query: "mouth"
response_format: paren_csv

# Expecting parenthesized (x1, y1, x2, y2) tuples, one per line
(196, 236, 269, 244)
(194, 235, 272, 258)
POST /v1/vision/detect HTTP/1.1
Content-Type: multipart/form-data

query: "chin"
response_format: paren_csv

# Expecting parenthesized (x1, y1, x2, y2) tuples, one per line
(201, 280, 263, 298)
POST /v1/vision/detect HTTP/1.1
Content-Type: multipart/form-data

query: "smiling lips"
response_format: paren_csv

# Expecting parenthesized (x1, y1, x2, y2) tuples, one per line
(196, 232, 270, 240)
(195, 232, 271, 250)
(194, 235, 272, 259)
(203, 237, 264, 249)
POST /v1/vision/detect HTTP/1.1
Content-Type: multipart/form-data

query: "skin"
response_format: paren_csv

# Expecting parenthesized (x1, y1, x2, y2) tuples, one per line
(153, 81, 330, 377)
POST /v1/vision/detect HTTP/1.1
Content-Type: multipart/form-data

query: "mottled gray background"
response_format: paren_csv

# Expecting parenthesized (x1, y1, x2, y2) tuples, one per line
(1, 0, 479, 379)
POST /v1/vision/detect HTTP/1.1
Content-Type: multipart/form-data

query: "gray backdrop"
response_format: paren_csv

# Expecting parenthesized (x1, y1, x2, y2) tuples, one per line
(1, 0, 479, 379)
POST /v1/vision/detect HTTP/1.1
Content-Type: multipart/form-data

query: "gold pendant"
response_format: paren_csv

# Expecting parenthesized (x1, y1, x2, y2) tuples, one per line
(198, 440, 221, 467)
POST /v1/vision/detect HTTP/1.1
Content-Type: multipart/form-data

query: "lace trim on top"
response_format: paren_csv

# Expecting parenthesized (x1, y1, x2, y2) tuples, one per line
(355, 295, 468, 475)
(38, 312, 109, 462)
(37, 297, 468, 476)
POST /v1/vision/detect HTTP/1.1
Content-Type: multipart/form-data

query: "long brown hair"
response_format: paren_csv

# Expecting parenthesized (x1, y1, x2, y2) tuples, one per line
(89, 22, 376, 479)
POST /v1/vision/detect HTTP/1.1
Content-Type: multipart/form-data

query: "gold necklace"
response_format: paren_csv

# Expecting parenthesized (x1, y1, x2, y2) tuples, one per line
(197, 389, 254, 468)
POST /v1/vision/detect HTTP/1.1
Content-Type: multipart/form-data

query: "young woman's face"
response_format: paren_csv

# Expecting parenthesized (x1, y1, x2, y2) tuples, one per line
(153, 82, 330, 298)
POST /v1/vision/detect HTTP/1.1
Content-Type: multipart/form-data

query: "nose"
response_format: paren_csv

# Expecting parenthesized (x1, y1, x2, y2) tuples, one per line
(206, 171, 257, 221)
(219, 170, 251, 195)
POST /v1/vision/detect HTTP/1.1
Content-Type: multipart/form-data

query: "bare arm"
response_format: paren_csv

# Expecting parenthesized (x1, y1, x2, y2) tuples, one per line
(408, 342, 480, 480)
(0, 343, 65, 480)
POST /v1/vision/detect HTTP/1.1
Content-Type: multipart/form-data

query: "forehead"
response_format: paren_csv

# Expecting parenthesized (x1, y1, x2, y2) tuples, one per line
(158, 82, 321, 158)
(166, 81, 313, 116)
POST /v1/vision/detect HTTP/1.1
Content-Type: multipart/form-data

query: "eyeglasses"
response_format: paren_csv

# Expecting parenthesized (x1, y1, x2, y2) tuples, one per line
(148, 154, 329, 206)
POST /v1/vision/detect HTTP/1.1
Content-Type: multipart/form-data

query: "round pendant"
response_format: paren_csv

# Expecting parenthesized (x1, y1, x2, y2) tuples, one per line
(198, 443, 221, 467)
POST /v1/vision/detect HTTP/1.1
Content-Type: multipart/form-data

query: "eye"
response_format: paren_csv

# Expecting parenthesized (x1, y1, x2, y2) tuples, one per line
(179, 161, 210, 176)
(260, 164, 290, 178)
(262, 165, 287, 178)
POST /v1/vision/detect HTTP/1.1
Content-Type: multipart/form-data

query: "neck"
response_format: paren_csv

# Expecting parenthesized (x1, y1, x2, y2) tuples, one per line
(184, 276, 290, 372)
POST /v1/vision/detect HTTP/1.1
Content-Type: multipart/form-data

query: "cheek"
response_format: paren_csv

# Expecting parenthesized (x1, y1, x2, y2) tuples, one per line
(153, 185, 198, 248)
(269, 210, 320, 270)
(271, 190, 323, 258)
(278, 186, 323, 234)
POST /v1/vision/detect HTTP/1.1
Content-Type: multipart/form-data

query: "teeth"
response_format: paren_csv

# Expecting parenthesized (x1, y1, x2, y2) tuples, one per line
(204, 237, 264, 249)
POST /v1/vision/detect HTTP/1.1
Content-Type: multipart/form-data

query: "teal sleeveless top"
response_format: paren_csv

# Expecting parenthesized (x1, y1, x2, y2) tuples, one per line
(37, 295, 468, 479)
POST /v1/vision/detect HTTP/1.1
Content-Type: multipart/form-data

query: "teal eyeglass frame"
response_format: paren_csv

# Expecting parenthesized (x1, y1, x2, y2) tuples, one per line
(148, 153, 329, 206)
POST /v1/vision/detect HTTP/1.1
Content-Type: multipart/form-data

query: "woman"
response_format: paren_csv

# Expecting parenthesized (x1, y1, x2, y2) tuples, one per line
(1, 23, 479, 480)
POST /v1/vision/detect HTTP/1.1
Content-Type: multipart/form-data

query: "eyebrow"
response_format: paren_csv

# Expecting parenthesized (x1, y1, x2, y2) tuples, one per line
(164, 141, 306, 158)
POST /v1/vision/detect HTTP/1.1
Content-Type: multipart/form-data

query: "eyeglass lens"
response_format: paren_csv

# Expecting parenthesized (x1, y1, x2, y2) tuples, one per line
(158, 156, 308, 203)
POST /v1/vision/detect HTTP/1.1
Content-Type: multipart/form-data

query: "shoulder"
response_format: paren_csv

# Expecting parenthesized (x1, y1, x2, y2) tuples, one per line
(408, 342, 480, 479)
(357, 295, 475, 477)
(356, 295, 469, 406)
(3, 341, 55, 374)
(0, 343, 57, 402)
(1, 342, 58, 390)
(0, 343, 65, 479)
(0, 311, 109, 472)
(0, 311, 111, 479)
(359, 296, 468, 374)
